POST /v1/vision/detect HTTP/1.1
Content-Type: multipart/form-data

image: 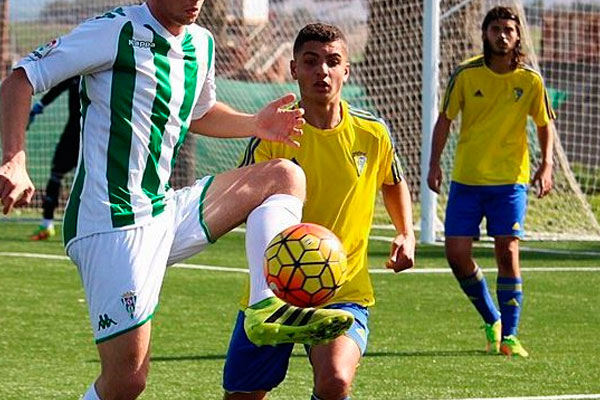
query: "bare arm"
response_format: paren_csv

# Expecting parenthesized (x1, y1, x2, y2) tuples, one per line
(189, 94, 305, 147)
(426, 113, 452, 194)
(382, 180, 415, 273)
(532, 123, 554, 198)
(0, 68, 35, 214)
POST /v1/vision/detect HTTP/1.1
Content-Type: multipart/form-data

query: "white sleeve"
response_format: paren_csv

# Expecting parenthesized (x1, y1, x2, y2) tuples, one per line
(15, 17, 121, 94)
(191, 38, 217, 120)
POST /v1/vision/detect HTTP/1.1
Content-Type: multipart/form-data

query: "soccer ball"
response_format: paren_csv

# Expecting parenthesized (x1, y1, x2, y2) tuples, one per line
(264, 223, 348, 307)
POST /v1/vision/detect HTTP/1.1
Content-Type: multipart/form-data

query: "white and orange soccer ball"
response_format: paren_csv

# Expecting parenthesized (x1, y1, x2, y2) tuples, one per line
(264, 223, 348, 307)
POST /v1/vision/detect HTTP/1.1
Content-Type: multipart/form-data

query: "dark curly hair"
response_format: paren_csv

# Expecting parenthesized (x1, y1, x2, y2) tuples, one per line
(293, 23, 348, 57)
(482, 6, 526, 66)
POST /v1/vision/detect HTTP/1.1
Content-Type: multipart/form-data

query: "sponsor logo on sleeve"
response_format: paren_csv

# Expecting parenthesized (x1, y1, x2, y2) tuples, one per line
(26, 38, 61, 62)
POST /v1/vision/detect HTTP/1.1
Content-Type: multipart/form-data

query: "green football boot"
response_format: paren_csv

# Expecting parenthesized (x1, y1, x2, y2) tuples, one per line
(483, 320, 502, 354)
(30, 225, 56, 241)
(244, 297, 354, 346)
(500, 335, 529, 358)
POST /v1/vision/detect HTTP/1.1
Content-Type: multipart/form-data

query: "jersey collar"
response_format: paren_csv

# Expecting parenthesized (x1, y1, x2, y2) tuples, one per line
(300, 100, 349, 137)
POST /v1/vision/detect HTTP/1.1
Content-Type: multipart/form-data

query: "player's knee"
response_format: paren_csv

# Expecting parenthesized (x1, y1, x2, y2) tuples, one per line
(123, 375, 147, 399)
(100, 367, 148, 399)
(445, 252, 476, 279)
(496, 249, 518, 273)
(314, 371, 352, 399)
(495, 239, 519, 272)
(223, 391, 267, 400)
(267, 158, 306, 200)
(445, 248, 467, 270)
(117, 373, 147, 399)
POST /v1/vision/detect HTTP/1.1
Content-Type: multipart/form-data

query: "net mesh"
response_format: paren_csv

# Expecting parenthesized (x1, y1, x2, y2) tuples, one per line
(2, 0, 599, 239)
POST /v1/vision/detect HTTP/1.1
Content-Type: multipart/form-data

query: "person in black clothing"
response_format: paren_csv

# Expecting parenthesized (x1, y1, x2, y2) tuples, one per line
(29, 76, 80, 240)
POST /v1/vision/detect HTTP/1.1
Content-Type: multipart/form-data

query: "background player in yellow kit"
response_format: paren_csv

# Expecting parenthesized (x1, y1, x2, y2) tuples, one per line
(427, 6, 555, 358)
(223, 23, 415, 400)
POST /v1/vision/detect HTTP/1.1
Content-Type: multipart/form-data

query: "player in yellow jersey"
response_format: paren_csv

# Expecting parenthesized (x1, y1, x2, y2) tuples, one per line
(427, 6, 555, 358)
(223, 23, 415, 399)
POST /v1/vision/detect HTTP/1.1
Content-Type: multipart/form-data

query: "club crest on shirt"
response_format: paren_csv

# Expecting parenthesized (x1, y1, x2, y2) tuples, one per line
(352, 151, 367, 176)
(121, 290, 137, 320)
(26, 38, 61, 62)
(513, 87, 524, 102)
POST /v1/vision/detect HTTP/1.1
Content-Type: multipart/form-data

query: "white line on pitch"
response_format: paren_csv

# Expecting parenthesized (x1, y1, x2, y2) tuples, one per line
(447, 394, 600, 400)
(2, 252, 600, 275)
(369, 235, 600, 257)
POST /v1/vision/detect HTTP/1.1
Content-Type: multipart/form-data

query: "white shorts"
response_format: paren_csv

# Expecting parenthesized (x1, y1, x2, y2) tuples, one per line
(67, 176, 214, 343)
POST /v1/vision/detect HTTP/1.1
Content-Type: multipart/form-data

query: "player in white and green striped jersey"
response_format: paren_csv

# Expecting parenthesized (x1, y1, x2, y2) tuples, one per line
(0, 1, 353, 399)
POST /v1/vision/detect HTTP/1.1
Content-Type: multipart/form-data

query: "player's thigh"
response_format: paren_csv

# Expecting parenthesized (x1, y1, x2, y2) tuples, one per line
(223, 311, 294, 394)
(167, 176, 215, 264)
(444, 182, 484, 238)
(203, 159, 305, 240)
(67, 214, 174, 343)
(484, 184, 528, 238)
(97, 320, 152, 380)
(308, 303, 369, 379)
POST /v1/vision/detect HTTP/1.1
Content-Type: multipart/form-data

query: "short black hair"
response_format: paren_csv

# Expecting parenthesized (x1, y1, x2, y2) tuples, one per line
(293, 23, 348, 57)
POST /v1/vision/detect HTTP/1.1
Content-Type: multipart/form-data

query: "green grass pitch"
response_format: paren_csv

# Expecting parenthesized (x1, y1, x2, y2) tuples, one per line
(1, 221, 599, 399)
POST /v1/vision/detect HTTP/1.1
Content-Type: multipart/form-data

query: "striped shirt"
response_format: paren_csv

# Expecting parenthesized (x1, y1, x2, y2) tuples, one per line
(17, 3, 216, 247)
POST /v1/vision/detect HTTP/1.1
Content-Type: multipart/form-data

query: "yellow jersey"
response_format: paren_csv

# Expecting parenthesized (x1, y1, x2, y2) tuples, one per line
(441, 55, 555, 185)
(238, 100, 403, 308)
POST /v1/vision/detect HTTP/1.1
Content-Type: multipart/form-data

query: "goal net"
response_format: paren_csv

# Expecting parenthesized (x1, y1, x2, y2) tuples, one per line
(2, 0, 599, 240)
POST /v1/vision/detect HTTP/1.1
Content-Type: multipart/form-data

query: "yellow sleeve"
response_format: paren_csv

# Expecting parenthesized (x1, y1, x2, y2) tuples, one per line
(529, 75, 556, 127)
(441, 68, 464, 120)
(237, 137, 272, 167)
(380, 126, 404, 186)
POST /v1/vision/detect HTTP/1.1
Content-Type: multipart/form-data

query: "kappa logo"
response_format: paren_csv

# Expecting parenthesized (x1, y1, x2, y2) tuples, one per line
(352, 151, 367, 176)
(121, 290, 137, 320)
(513, 87, 524, 102)
(474, 89, 484, 97)
(129, 39, 155, 49)
(98, 314, 117, 331)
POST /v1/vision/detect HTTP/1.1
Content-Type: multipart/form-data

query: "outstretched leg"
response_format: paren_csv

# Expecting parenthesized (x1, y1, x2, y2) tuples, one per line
(203, 159, 353, 346)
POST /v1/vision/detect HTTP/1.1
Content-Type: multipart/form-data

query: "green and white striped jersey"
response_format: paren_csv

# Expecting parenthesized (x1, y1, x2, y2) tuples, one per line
(17, 3, 216, 247)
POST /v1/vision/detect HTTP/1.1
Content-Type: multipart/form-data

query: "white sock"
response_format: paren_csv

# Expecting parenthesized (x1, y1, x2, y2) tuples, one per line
(246, 194, 302, 306)
(42, 219, 54, 229)
(81, 383, 100, 400)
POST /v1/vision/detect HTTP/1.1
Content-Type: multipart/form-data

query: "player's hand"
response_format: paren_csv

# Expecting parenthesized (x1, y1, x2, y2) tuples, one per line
(28, 102, 44, 127)
(0, 152, 35, 214)
(254, 93, 305, 148)
(385, 232, 415, 273)
(427, 163, 443, 194)
(532, 161, 553, 198)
